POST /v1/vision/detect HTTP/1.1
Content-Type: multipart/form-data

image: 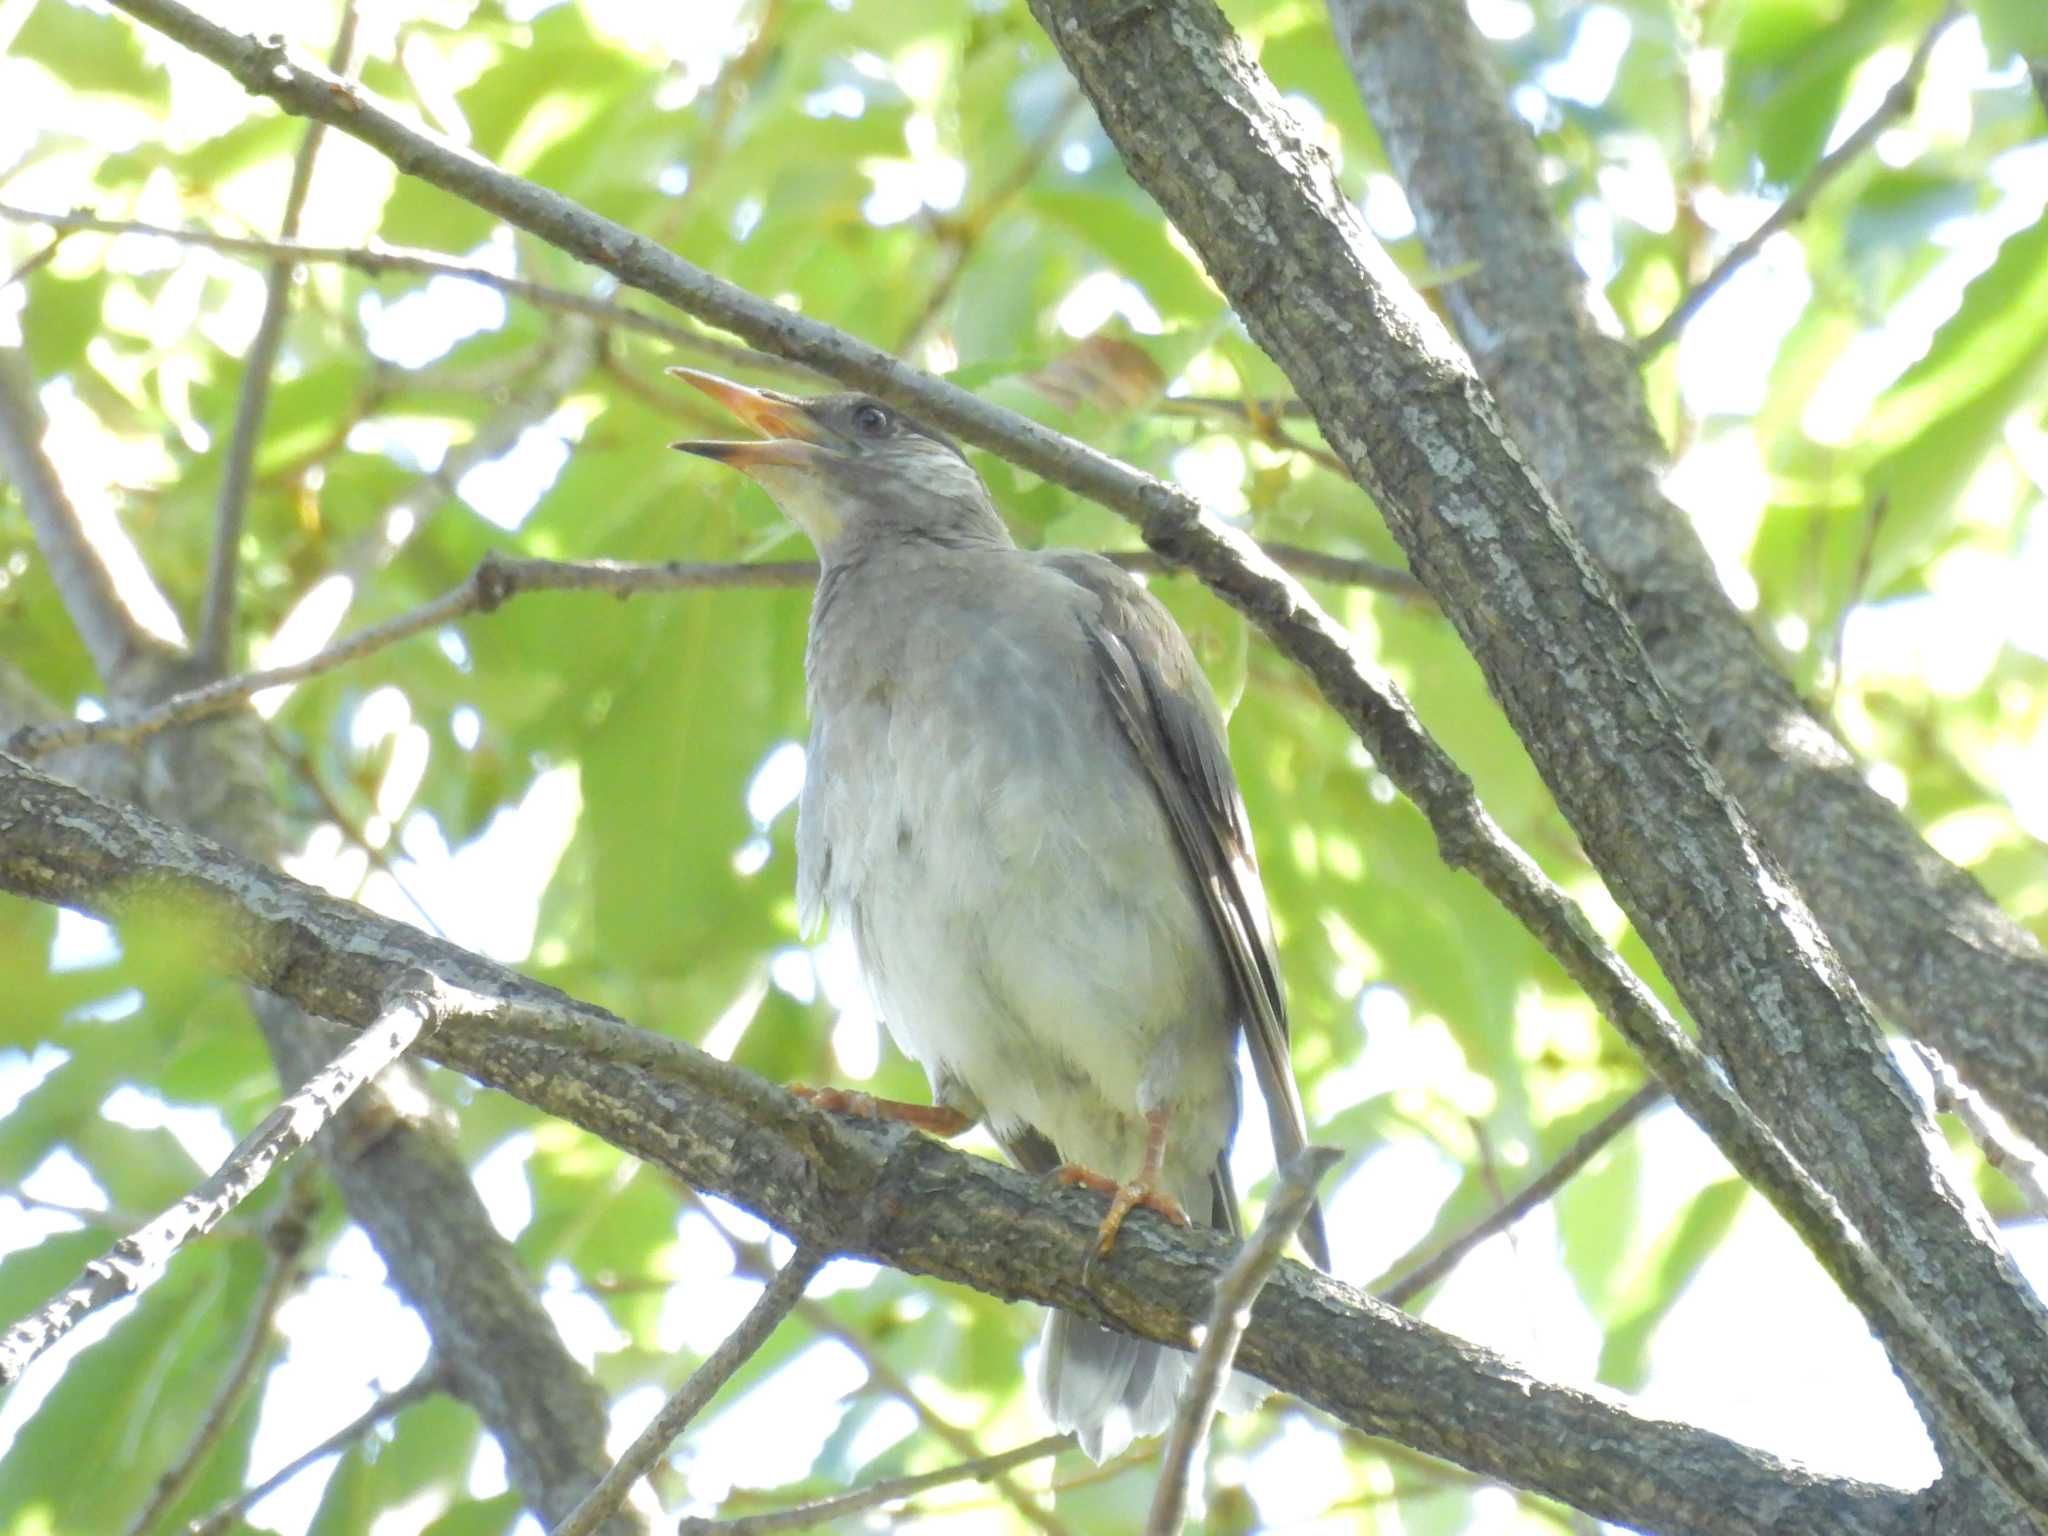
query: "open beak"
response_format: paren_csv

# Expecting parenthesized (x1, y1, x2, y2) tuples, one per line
(668, 367, 830, 468)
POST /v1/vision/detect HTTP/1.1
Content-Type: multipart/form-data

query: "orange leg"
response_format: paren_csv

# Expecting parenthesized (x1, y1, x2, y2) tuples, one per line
(791, 1085, 975, 1138)
(1053, 1107, 1189, 1258)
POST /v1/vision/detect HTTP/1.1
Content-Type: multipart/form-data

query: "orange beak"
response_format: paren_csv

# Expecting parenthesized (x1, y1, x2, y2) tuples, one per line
(668, 367, 829, 468)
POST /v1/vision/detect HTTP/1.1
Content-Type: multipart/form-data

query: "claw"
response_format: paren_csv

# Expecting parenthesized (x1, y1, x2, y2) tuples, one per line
(1053, 1104, 1190, 1278)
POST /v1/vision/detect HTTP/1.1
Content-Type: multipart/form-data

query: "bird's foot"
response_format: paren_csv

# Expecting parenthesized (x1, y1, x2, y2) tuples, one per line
(1051, 1163, 1190, 1259)
(790, 1086, 974, 1138)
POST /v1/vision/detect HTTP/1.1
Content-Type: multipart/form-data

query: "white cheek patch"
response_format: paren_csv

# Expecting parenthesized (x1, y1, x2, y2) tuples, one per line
(918, 451, 986, 504)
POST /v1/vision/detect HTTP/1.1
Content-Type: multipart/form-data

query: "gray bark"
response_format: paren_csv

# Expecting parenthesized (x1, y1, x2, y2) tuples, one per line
(0, 755, 1964, 1536)
(1331, 0, 2048, 1158)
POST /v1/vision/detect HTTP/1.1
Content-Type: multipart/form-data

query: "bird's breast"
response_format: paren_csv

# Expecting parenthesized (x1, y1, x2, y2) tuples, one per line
(800, 564, 1236, 1155)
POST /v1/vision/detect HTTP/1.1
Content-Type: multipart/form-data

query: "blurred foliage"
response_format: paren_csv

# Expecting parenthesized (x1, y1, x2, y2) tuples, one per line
(0, 0, 2043, 1531)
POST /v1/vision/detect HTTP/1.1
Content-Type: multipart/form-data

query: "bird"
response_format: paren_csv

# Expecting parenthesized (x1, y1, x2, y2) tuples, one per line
(668, 365, 1330, 1461)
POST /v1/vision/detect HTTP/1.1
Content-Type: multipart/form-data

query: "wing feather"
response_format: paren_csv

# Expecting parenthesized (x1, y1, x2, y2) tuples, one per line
(1042, 553, 1330, 1270)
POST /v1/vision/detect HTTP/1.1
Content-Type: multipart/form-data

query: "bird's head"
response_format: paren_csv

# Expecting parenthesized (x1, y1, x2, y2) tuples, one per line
(669, 367, 1007, 556)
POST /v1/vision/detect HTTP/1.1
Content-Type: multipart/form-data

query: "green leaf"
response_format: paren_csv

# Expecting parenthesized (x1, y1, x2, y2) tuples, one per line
(10, 0, 166, 102)
(1598, 1179, 1749, 1390)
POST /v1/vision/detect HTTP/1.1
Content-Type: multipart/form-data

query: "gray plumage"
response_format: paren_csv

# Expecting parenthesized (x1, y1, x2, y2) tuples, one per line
(670, 372, 1328, 1461)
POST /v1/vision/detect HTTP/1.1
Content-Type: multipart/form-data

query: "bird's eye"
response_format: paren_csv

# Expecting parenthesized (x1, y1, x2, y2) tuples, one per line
(852, 403, 890, 436)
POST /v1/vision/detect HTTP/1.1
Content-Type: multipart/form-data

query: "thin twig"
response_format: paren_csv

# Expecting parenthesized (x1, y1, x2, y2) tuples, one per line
(3, 229, 66, 287)
(1156, 395, 1314, 422)
(1825, 493, 1889, 706)
(186, 1364, 445, 1536)
(686, 1191, 1075, 1536)
(551, 1245, 829, 1536)
(0, 197, 1401, 491)
(1637, 5, 1957, 356)
(649, 0, 787, 245)
(896, 95, 1084, 357)
(1123, 541, 1422, 597)
(0, 343, 171, 678)
(0, 974, 453, 1385)
(0, 202, 825, 383)
(5, 543, 1418, 760)
(0, 200, 1388, 492)
(1378, 1084, 1663, 1307)
(124, 1173, 322, 1536)
(267, 727, 448, 938)
(676, 1435, 1072, 1535)
(1913, 1045, 2048, 1222)
(197, 3, 359, 670)
(3, 556, 811, 758)
(1146, 1146, 1341, 1536)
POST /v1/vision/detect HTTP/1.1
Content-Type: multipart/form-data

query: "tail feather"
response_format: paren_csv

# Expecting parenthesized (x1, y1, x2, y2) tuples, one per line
(1038, 1310, 1267, 1462)
(1039, 1311, 1183, 1461)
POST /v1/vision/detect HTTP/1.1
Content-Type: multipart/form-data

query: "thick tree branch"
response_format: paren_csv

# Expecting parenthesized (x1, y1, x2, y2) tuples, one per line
(1024, 0, 2048, 1510)
(1332, 0, 2048, 1159)
(0, 757, 1953, 1535)
(5, 289, 632, 1526)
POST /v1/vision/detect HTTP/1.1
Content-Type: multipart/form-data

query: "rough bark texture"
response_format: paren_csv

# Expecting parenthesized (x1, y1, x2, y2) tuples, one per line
(1329, 4, 2048, 1522)
(57, 1, 2048, 1526)
(2, 334, 634, 1529)
(1021, 0, 2048, 1515)
(1331, 0, 2048, 1157)
(0, 756, 1957, 1536)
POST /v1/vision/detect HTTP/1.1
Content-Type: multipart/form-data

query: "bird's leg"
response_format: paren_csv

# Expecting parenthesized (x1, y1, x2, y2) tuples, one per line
(1053, 1106, 1190, 1258)
(790, 1085, 975, 1137)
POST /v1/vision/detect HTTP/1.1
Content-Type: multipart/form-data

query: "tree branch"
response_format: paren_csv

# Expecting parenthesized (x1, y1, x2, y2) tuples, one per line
(1332, 0, 2048, 1161)
(187, 1364, 445, 1536)
(553, 1247, 828, 1536)
(0, 756, 1980, 1535)
(6, 543, 1418, 760)
(0, 202, 823, 384)
(1378, 1084, 1664, 1307)
(1024, 0, 2048, 1510)
(1635, 6, 1957, 356)
(674, 1435, 1073, 1535)
(1914, 1045, 2048, 1223)
(0, 343, 171, 679)
(0, 973, 446, 1386)
(196, 2, 360, 670)
(1148, 1146, 1340, 1536)
(121, 1172, 320, 1536)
